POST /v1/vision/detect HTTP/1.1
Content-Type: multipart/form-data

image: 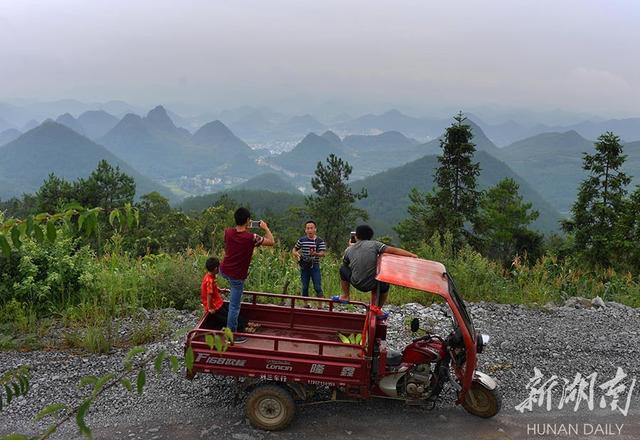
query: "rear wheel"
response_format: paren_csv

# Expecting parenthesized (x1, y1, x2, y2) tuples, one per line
(461, 381, 502, 418)
(246, 384, 296, 431)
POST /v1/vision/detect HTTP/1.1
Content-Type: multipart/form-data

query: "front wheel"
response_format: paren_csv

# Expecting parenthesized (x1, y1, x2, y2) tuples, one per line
(246, 384, 296, 431)
(461, 381, 502, 418)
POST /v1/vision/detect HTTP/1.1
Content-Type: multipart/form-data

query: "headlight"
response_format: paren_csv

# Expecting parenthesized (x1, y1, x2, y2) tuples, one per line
(476, 333, 490, 353)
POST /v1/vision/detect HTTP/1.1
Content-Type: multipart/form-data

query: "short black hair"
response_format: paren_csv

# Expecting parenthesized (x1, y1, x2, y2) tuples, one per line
(234, 207, 251, 226)
(304, 219, 316, 227)
(355, 224, 374, 240)
(205, 256, 219, 272)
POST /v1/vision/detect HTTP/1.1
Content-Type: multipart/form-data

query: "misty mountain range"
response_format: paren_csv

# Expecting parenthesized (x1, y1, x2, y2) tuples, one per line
(0, 121, 172, 201)
(3, 99, 640, 146)
(2, 100, 640, 234)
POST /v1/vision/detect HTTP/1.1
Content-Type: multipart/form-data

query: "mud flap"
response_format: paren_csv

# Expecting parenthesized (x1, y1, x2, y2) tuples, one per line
(473, 370, 497, 390)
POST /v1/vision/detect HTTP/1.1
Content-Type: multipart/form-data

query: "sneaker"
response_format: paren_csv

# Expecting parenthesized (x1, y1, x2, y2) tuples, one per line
(370, 305, 388, 320)
(234, 336, 248, 344)
(331, 295, 349, 304)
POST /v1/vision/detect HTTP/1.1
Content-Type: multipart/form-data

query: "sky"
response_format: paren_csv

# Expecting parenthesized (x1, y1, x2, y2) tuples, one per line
(1, 0, 639, 118)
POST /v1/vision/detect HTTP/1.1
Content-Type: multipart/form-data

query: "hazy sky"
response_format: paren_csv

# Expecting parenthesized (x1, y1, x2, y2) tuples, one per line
(1, 0, 639, 117)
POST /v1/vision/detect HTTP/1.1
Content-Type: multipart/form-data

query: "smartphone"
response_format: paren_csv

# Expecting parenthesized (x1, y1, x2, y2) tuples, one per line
(350, 231, 356, 243)
(250, 220, 261, 229)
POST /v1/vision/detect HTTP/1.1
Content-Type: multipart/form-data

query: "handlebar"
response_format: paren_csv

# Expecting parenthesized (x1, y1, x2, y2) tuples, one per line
(412, 334, 446, 344)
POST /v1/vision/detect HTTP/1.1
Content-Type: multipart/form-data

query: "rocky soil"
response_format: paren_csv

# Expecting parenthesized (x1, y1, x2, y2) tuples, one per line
(1, 298, 639, 439)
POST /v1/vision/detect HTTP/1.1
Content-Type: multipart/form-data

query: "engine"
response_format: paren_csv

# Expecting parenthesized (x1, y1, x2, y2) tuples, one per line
(401, 364, 434, 399)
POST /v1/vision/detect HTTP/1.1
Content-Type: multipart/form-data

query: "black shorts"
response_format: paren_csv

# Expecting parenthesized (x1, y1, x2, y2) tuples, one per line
(339, 264, 389, 294)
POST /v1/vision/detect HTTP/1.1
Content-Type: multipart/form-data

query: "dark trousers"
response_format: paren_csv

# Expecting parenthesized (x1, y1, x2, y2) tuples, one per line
(301, 264, 323, 297)
(210, 303, 248, 332)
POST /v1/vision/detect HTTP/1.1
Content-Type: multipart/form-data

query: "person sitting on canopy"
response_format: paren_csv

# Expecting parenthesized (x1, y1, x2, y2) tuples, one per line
(334, 224, 417, 310)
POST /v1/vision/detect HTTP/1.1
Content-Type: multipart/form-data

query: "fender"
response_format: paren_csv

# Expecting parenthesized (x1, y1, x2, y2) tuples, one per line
(378, 371, 407, 397)
(473, 370, 497, 390)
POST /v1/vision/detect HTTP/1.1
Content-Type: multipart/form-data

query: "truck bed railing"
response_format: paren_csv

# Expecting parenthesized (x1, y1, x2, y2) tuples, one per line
(186, 327, 366, 360)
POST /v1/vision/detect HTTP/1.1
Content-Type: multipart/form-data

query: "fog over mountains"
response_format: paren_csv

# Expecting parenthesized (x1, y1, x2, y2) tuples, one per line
(2, 99, 640, 234)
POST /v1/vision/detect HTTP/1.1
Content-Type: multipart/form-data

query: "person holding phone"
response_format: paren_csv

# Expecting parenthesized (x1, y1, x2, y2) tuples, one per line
(219, 207, 274, 343)
(335, 224, 417, 309)
(292, 220, 326, 307)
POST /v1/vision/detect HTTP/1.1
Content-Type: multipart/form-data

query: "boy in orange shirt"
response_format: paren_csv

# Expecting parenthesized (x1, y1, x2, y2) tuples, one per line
(201, 256, 248, 331)
(201, 257, 223, 314)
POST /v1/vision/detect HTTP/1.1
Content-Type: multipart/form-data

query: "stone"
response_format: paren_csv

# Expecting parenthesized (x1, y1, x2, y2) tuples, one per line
(564, 297, 592, 309)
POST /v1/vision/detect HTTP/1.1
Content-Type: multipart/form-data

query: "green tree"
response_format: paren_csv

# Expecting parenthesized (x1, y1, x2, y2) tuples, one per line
(267, 206, 311, 249)
(396, 112, 480, 251)
(196, 205, 235, 254)
(131, 192, 197, 255)
(74, 160, 136, 212)
(394, 188, 432, 246)
(562, 132, 630, 268)
(306, 154, 368, 251)
(619, 186, 640, 270)
(36, 174, 75, 213)
(472, 178, 542, 265)
(0, 194, 38, 218)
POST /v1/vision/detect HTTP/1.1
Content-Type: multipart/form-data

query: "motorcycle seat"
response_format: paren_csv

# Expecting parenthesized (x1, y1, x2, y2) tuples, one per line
(386, 349, 402, 366)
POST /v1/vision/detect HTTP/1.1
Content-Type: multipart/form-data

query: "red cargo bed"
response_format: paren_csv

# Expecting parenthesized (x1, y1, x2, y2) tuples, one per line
(185, 292, 375, 388)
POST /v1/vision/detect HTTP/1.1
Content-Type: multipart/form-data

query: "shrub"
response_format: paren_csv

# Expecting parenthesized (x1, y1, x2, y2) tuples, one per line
(0, 237, 97, 316)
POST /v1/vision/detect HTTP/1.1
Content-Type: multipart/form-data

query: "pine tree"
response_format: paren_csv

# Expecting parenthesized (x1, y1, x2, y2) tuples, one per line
(36, 174, 75, 213)
(74, 160, 136, 212)
(306, 154, 368, 251)
(562, 132, 630, 268)
(395, 112, 480, 251)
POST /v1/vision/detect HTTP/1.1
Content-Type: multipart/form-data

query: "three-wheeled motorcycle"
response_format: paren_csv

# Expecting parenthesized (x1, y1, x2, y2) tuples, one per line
(184, 254, 501, 430)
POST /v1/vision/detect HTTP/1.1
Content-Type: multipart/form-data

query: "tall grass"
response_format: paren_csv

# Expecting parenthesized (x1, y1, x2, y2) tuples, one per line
(1, 238, 639, 352)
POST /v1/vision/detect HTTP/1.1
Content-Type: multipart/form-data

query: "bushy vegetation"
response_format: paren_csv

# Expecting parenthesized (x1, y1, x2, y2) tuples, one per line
(3, 233, 639, 352)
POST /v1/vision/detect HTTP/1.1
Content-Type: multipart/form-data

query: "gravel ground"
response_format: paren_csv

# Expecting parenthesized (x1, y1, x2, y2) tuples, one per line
(1, 299, 640, 439)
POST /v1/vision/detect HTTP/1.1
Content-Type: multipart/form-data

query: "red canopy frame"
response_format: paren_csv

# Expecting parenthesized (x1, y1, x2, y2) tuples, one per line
(375, 253, 477, 401)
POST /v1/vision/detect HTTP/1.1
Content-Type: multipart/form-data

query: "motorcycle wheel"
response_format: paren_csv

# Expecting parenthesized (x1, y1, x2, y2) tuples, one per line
(461, 380, 502, 418)
(246, 384, 296, 431)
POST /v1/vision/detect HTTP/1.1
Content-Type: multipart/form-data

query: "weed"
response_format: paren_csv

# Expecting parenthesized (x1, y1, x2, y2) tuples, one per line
(130, 319, 170, 346)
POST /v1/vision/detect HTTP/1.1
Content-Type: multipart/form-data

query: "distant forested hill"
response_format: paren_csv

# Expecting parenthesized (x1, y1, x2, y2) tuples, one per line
(499, 131, 640, 215)
(0, 121, 174, 200)
(351, 151, 563, 235)
(232, 172, 301, 194)
(270, 133, 351, 176)
(0, 128, 21, 146)
(180, 189, 305, 214)
(99, 106, 264, 180)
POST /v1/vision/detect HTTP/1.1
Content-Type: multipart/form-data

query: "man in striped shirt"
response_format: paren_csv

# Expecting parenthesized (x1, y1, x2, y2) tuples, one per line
(292, 220, 326, 306)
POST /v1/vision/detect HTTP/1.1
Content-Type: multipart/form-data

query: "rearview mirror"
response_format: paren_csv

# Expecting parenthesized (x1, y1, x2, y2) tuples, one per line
(410, 318, 420, 333)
